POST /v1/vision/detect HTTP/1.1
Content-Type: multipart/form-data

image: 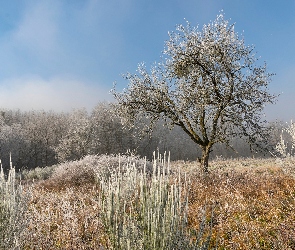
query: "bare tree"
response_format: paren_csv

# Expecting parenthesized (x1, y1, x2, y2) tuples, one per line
(112, 13, 277, 173)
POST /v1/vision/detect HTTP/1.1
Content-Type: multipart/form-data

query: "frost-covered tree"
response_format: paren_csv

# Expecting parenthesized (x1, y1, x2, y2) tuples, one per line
(22, 111, 67, 167)
(55, 109, 92, 162)
(0, 110, 68, 170)
(112, 13, 277, 173)
(0, 123, 29, 170)
(275, 121, 295, 157)
(90, 102, 134, 154)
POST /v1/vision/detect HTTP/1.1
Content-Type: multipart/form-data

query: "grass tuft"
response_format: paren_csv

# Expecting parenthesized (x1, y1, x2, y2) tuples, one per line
(0, 159, 29, 249)
(98, 153, 212, 249)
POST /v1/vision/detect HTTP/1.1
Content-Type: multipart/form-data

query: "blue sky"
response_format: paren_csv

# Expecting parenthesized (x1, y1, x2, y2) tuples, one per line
(0, 0, 294, 121)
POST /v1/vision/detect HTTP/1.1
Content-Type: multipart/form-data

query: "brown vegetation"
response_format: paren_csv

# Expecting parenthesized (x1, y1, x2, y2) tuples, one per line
(172, 158, 295, 249)
(17, 157, 295, 249)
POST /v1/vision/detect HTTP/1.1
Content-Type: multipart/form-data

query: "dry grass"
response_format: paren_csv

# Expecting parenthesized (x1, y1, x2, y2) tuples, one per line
(21, 185, 107, 249)
(17, 156, 295, 249)
(171, 157, 295, 249)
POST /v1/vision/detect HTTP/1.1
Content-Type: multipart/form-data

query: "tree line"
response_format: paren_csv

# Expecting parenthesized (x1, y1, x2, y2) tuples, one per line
(0, 102, 284, 172)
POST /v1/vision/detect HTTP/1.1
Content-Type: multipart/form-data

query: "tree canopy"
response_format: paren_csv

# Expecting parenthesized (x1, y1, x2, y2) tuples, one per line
(112, 13, 277, 173)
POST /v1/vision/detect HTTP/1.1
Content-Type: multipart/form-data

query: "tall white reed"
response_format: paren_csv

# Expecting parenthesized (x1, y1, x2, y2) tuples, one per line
(0, 155, 29, 249)
(98, 152, 207, 250)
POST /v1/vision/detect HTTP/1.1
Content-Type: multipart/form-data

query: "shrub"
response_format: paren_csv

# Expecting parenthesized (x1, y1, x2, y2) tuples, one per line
(48, 154, 153, 189)
(21, 165, 56, 182)
(98, 153, 215, 249)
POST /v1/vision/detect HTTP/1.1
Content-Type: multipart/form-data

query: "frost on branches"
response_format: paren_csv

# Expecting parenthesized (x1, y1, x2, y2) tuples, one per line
(112, 13, 277, 173)
(275, 121, 295, 158)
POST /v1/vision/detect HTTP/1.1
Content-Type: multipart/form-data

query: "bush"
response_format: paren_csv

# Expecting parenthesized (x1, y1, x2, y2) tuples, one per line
(98, 153, 215, 249)
(49, 154, 153, 189)
(21, 165, 56, 182)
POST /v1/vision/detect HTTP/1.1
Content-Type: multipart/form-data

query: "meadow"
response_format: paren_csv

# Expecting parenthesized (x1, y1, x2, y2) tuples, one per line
(1, 153, 295, 249)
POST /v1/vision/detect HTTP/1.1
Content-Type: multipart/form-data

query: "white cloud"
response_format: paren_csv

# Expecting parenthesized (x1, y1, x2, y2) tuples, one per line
(0, 76, 112, 112)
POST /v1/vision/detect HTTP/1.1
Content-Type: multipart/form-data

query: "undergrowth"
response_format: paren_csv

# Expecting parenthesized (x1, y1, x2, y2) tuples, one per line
(2, 154, 295, 249)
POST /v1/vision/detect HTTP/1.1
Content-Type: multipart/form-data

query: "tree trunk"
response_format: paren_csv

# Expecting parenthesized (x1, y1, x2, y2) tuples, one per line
(200, 145, 211, 173)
